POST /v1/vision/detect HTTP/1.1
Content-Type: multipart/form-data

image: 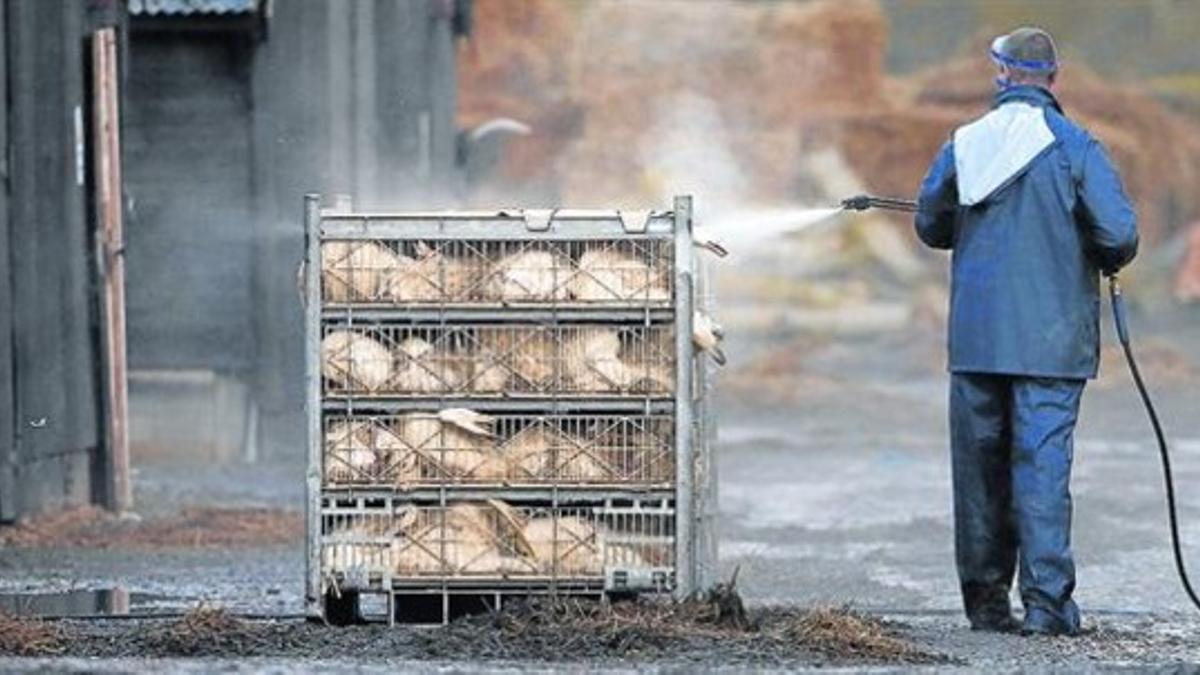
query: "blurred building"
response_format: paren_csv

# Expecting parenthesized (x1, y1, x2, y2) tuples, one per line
(123, 0, 468, 464)
(0, 0, 127, 521)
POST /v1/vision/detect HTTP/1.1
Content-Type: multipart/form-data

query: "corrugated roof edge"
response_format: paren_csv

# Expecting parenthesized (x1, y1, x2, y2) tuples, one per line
(128, 0, 259, 16)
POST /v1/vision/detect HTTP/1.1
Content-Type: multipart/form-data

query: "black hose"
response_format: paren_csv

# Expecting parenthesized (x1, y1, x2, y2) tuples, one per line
(1108, 275, 1200, 612)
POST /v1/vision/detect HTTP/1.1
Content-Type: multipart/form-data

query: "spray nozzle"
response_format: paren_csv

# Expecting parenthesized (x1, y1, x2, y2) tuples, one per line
(841, 194, 919, 213)
(841, 195, 873, 211)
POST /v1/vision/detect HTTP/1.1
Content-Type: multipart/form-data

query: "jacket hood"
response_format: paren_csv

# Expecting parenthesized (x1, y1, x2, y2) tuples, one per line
(953, 86, 1060, 206)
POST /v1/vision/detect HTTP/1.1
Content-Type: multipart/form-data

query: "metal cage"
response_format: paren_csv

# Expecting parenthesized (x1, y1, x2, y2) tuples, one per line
(321, 238, 674, 307)
(305, 196, 710, 623)
(322, 412, 675, 488)
(319, 498, 674, 586)
(320, 323, 676, 397)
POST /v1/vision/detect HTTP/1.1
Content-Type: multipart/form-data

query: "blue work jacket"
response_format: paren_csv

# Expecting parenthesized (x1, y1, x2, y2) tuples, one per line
(916, 85, 1139, 379)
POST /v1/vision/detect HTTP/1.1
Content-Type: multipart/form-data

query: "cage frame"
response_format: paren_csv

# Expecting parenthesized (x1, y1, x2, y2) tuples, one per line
(304, 195, 710, 623)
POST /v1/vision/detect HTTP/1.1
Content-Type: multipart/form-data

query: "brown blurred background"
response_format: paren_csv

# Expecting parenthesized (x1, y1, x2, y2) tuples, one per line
(457, 0, 1200, 405)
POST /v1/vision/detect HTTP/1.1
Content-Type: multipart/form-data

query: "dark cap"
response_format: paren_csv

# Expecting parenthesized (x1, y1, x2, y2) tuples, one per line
(990, 27, 1059, 73)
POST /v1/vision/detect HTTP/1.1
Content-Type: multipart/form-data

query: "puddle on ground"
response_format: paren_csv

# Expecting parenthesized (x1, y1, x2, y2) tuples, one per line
(0, 588, 178, 618)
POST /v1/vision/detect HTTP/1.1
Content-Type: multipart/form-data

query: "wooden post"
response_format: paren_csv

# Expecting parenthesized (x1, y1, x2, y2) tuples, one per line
(92, 27, 131, 512)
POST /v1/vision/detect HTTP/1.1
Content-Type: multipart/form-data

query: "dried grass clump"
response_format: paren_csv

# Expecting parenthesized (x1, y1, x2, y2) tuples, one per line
(151, 606, 246, 656)
(773, 605, 932, 664)
(0, 612, 63, 656)
(432, 575, 948, 665)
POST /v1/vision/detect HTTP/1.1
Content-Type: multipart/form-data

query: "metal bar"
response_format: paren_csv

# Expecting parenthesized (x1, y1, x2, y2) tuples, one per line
(320, 218, 675, 240)
(693, 253, 718, 591)
(321, 306, 675, 324)
(304, 194, 324, 620)
(320, 208, 672, 221)
(672, 195, 695, 598)
(318, 487, 676, 503)
(319, 398, 676, 414)
(92, 27, 130, 513)
(319, 493, 672, 513)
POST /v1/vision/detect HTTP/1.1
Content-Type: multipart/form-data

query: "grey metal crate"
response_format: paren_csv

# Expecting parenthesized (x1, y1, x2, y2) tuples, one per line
(304, 195, 709, 621)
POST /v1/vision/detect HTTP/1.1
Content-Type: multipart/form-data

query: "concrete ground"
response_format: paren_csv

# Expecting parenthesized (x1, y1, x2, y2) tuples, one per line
(2, 311, 1199, 671)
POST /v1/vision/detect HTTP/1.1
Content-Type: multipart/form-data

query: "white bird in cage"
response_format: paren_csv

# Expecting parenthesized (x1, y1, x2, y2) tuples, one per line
(504, 425, 612, 483)
(321, 330, 393, 392)
(474, 329, 554, 391)
(522, 516, 603, 574)
(392, 501, 534, 576)
(601, 425, 673, 482)
(324, 421, 376, 480)
(437, 408, 496, 437)
(565, 328, 631, 393)
(386, 242, 471, 303)
(399, 412, 506, 482)
(692, 311, 727, 366)
(484, 250, 571, 302)
(569, 248, 670, 302)
(394, 337, 461, 393)
(324, 419, 416, 484)
(321, 241, 404, 303)
(617, 329, 676, 395)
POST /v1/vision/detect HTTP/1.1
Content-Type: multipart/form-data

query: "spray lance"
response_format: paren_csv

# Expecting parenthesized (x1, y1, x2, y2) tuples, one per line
(841, 193, 1200, 613)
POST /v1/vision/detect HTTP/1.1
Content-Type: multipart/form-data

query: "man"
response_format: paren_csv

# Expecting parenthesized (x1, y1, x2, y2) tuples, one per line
(915, 27, 1139, 636)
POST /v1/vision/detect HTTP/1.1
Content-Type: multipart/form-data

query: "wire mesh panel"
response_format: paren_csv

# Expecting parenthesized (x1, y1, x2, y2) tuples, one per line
(321, 324, 676, 397)
(321, 239, 674, 306)
(320, 500, 675, 582)
(322, 413, 675, 487)
(307, 198, 700, 616)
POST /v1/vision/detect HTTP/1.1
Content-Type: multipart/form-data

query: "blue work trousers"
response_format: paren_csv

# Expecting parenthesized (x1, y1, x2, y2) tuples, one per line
(950, 373, 1085, 630)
